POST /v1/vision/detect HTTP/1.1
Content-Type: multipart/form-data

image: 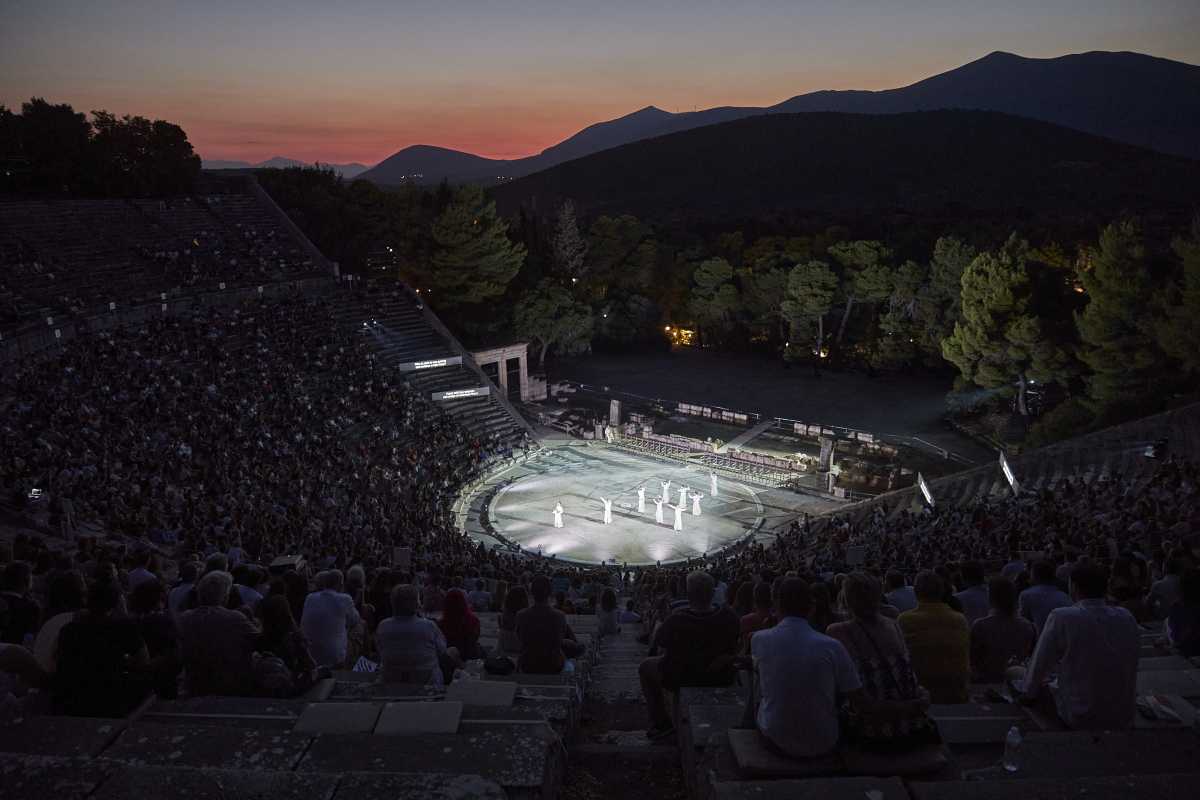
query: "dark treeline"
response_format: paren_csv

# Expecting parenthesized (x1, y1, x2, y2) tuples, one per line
(259, 166, 1199, 449)
(0, 98, 200, 196)
(3, 92, 1188, 451)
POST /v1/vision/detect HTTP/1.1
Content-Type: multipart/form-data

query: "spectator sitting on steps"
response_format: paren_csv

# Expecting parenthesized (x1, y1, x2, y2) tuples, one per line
(1012, 562, 1139, 730)
(750, 577, 886, 759)
(639, 571, 740, 741)
(516, 575, 583, 674)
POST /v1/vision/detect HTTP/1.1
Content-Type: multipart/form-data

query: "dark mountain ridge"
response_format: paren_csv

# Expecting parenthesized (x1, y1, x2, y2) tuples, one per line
(358, 50, 1200, 186)
(490, 109, 1200, 224)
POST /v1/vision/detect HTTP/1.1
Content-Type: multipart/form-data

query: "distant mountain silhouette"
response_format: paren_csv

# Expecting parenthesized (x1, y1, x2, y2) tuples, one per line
(359, 50, 1200, 185)
(202, 156, 368, 179)
(490, 110, 1200, 221)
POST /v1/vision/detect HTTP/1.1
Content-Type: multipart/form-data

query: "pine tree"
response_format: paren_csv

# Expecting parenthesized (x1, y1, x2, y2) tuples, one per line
(917, 236, 977, 362)
(942, 235, 1069, 415)
(1156, 217, 1200, 379)
(689, 258, 740, 344)
(781, 260, 838, 357)
(1076, 220, 1167, 418)
(828, 240, 892, 343)
(552, 200, 587, 279)
(513, 279, 594, 365)
(428, 184, 525, 305)
(873, 260, 926, 369)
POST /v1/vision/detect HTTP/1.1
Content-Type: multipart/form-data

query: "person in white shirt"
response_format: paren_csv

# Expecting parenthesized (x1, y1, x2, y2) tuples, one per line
(751, 578, 864, 758)
(1018, 560, 1072, 633)
(1016, 563, 1139, 730)
(376, 584, 451, 687)
(884, 571, 917, 613)
(953, 562, 990, 627)
(301, 570, 362, 668)
(467, 579, 492, 612)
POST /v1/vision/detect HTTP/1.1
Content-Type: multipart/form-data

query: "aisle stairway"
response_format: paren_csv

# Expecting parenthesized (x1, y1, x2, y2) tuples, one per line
(566, 625, 688, 799)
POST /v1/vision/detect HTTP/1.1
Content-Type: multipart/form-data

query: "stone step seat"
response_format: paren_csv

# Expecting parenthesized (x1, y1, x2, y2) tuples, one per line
(1136, 669, 1200, 695)
(1138, 655, 1196, 672)
(0, 753, 508, 800)
(708, 776, 909, 800)
(0, 715, 128, 759)
(997, 729, 1200, 779)
(928, 702, 1033, 744)
(909, 772, 1200, 800)
(50, 715, 563, 797)
(296, 724, 563, 798)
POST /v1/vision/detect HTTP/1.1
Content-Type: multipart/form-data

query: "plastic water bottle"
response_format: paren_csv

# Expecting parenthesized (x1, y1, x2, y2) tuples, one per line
(1003, 725, 1022, 773)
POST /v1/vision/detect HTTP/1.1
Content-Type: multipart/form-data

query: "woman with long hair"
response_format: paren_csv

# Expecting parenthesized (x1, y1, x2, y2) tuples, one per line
(255, 594, 319, 696)
(827, 572, 937, 753)
(498, 584, 528, 655)
(438, 588, 482, 660)
(597, 587, 620, 636)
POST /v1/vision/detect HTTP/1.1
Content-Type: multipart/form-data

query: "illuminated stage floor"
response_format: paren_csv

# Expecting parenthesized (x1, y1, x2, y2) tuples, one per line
(481, 444, 773, 565)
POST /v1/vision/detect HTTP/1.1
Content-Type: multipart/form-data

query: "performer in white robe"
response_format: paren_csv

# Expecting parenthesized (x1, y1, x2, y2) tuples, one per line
(690, 492, 704, 516)
(637, 486, 646, 513)
(660, 480, 671, 501)
(602, 497, 612, 525)
(672, 503, 684, 531)
(710, 471, 718, 496)
(553, 502, 564, 528)
(654, 497, 665, 524)
(678, 486, 690, 507)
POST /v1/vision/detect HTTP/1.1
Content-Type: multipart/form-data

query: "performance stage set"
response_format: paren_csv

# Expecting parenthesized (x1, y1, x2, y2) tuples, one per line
(461, 443, 840, 565)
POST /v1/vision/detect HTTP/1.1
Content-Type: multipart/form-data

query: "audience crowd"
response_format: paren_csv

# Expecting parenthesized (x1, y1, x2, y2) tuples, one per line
(0, 285, 1197, 765)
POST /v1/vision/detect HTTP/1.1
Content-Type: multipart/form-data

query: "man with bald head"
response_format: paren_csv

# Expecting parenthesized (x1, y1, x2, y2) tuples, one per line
(639, 570, 740, 740)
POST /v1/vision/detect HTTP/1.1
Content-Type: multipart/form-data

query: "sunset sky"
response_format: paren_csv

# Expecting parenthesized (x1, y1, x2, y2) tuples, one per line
(3, 1, 1198, 166)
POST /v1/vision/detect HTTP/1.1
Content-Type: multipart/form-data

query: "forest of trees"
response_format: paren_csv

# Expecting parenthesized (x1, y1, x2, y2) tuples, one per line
(1, 99, 1193, 449)
(258, 166, 1199, 447)
(0, 98, 201, 196)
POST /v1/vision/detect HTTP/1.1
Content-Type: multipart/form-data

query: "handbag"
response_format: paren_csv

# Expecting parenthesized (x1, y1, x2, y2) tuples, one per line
(842, 621, 942, 753)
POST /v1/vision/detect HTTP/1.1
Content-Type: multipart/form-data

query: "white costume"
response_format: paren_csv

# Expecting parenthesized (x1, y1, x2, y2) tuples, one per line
(690, 492, 703, 516)
(654, 497, 665, 524)
(710, 472, 718, 495)
(553, 502, 564, 528)
(678, 486, 690, 507)
(661, 480, 671, 500)
(672, 503, 684, 531)
(637, 486, 646, 513)
(602, 497, 612, 525)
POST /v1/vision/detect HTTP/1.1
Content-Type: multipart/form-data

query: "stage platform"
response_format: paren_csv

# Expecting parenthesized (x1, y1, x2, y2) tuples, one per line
(462, 442, 842, 565)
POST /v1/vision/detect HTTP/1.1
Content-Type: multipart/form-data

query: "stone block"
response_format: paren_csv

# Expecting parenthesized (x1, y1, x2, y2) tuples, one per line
(446, 680, 516, 707)
(1138, 656, 1195, 672)
(375, 701, 463, 735)
(298, 725, 560, 794)
(712, 776, 908, 800)
(1136, 669, 1200, 695)
(910, 773, 1200, 800)
(331, 772, 507, 800)
(687, 705, 746, 752)
(1015, 730, 1200, 779)
(294, 702, 383, 734)
(0, 716, 126, 758)
(843, 744, 949, 777)
(930, 703, 1028, 744)
(726, 728, 843, 778)
(0, 754, 115, 799)
(103, 723, 312, 771)
(91, 765, 340, 800)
